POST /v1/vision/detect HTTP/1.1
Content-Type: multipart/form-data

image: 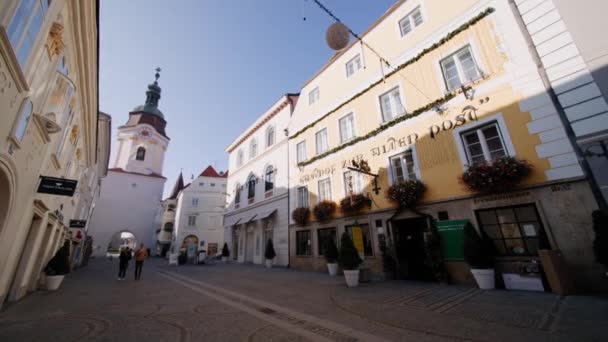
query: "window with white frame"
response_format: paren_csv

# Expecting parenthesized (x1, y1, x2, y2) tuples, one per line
(247, 174, 256, 199)
(461, 122, 507, 164)
(266, 126, 275, 148)
(343, 171, 364, 195)
(399, 6, 424, 37)
(235, 184, 241, 204)
(389, 150, 417, 183)
(7, 0, 50, 67)
(318, 178, 332, 202)
(250, 138, 258, 159)
(379, 86, 405, 122)
(192, 197, 199, 207)
(315, 128, 329, 155)
(297, 141, 307, 163)
(296, 186, 309, 208)
(345, 54, 362, 77)
(339, 113, 355, 143)
(237, 149, 244, 167)
(13, 98, 33, 142)
(188, 215, 197, 226)
(440, 45, 482, 91)
(265, 165, 274, 192)
(308, 86, 319, 105)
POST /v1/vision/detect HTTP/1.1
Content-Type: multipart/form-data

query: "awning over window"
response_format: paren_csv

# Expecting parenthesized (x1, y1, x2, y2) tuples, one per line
(257, 209, 276, 220)
(224, 217, 242, 227)
(246, 214, 257, 223)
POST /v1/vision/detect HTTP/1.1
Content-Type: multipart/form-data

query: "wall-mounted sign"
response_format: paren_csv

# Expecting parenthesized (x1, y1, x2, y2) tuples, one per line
(69, 219, 87, 228)
(37, 176, 78, 196)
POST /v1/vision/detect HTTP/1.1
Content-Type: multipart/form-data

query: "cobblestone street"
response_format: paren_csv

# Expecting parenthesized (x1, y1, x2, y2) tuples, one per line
(1, 258, 607, 341)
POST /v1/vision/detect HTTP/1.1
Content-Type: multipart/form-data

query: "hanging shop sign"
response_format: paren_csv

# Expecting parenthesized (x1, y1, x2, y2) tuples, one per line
(69, 219, 87, 228)
(37, 176, 78, 196)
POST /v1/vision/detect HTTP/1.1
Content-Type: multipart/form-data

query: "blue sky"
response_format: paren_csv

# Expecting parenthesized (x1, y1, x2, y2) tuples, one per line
(100, 0, 395, 197)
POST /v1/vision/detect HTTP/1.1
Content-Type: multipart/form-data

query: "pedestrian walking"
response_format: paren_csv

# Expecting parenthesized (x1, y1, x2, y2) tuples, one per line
(117, 247, 131, 280)
(134, 243, 148, 280)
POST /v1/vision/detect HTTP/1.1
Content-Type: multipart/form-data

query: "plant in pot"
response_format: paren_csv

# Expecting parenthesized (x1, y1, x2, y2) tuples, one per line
(338, 232, 363, 287)
(44, 241, 71, 290)
(292, 207, 310, 226)
(313, 200, 337, 222)
(464, 223, 496, 289)
(221, 243, 230, 262)
(593, 209, 608, 276)
(340, 194, 372, 215)
(264, 239, 276, 268)
(324, 238, 339, 276)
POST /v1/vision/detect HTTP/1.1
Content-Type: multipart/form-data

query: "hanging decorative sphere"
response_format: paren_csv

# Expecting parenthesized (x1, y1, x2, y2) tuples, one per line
(326, 22, 350, 51)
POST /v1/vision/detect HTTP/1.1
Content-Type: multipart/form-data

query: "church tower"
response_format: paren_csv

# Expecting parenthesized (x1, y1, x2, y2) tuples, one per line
(113, 68, 169, 176)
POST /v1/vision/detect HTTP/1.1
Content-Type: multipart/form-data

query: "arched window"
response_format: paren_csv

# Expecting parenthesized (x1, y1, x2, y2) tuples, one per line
(13, 98, 33, 141)
(237, 149, 244, 167)
(250, 138, 258, 159)
(235, 183, 241, 204)
(265, 165, 274, 192)
(163, 222, 174, 232)
(247, 175, 256, 199)
(136, 147, 146, 161)
(266, 126, 275, 148)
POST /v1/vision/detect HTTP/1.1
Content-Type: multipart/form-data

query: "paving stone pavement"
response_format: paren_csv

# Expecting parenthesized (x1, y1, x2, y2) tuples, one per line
(1, 258, 607, 341)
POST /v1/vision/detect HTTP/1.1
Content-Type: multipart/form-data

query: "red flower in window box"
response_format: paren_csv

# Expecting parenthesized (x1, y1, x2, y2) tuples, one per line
(461, 156, 532, 193)
(340, 194, 372, 214)
(386, 180, 426, 208)
(292, 207, 310, 226)
(313, 200, 337, 222)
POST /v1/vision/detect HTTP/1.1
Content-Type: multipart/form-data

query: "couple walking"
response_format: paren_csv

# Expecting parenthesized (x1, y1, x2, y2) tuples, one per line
(118, 243, 148, 280)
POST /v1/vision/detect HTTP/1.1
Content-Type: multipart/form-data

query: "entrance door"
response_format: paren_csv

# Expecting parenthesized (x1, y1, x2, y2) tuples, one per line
(392, 217, 430, 280)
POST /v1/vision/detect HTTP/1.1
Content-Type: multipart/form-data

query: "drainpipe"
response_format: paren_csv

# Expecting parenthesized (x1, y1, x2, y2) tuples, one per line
(508, 0, 607, 210)
(285, 95, 296, 268)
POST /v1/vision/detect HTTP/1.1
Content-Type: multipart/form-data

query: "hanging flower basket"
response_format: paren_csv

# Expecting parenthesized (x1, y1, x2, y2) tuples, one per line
(386, 180, 426, 208)
(313, 200, 337, 222)
(340, 194, 371, 214)
(461, 156, 532, 193)
(292, 207, 310, 226)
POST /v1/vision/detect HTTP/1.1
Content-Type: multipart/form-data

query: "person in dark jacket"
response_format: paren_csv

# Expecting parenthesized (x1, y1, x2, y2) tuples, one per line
(118, 247, 131, 280)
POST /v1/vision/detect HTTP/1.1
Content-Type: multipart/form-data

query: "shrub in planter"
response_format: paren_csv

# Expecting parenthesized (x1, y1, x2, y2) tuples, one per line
(461, 156, 532, 193)
(338, 232, 362, 270)
(313, 200, 337, 222)
(264, 239, 276, 268)
(340, 194, 371, 214)
(324, 238, 339, 276)
(386, 180, 426, 208)
(292, 207, 310, 226)
(222, 243, 230, 261)
(593, 209, 608, 272)
(45, 241, 71, 276)
(464, 223, 496, 289)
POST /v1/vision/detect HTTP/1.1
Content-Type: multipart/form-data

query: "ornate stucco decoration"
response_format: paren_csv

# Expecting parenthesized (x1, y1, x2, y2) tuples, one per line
(46, 22, 66, 58)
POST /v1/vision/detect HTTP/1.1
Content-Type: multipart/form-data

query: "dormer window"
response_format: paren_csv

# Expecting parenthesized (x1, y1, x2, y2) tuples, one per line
(136, 147, 146, 161)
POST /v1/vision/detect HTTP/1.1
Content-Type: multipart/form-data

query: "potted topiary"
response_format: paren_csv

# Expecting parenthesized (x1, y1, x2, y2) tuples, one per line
(264, 239, 276, 268)
(338, 232, 363, 287)
(464, 223, 496, 289)
(313, 200, 337, 222)
(222, 243, 230, 262)
(44, 241, 71, 290)
(324, 238, 339, 276)
(292, 207, 310, 226)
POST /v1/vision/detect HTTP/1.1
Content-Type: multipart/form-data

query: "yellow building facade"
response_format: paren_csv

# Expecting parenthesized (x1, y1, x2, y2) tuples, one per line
(288, 0, 600, 289)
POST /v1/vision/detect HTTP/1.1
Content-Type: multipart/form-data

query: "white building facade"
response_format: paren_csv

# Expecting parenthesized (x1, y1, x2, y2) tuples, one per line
(173, 166, 227, 257)
(87, 71, 169, 256)
(224, 94, 299, 266)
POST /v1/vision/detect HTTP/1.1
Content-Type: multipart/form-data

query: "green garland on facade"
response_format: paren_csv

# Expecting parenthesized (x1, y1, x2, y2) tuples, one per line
(292, 7, 495, 167)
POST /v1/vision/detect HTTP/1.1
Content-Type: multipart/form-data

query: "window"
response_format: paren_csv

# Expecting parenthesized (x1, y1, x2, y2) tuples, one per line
(317, 228, 336, 257)
(296, 230, 312, 256)
(339, 113, 355, 143)
(379, 86, 405, 122)
(315, 129, 328, 155)
(296, 141, 307, 163)
(399, 6, 424, 37)
(13, 98, 33, 141)
(318, 178, 332, 202)
(7, 0, 50, 67)
(247, 175, 256, 199)
(250, 138, 258, 159)
(296, 186, 309, 208)
(389, 150, 417, 183)
(266, 126, 275, 148)
(347, 224, 373, 256)
(308, 87, 319, 105)
(188, 215, 197, 227)
(440, 45, 481, 91)
(476, 205, 549, 256)
(343, 171, 364, 195)
(265, 165, 274, 192)
(192, 198, 199, 207)
(199, 182, 205, 186)
(461, 122, 506, 164)
(136, 147, 146, 161)
(211, 183, 216, 187)
(346, 54, 362, 77)
(235, 184, 241, 204)
(237, 150, 244, 167)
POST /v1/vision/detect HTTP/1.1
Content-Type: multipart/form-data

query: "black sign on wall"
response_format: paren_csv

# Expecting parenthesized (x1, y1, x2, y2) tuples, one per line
(69, 220, 87, 228)
(37, 176, 78, 197)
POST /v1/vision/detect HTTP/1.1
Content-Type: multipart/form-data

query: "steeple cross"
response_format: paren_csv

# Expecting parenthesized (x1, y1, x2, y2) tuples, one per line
(155, 67, 161, 82)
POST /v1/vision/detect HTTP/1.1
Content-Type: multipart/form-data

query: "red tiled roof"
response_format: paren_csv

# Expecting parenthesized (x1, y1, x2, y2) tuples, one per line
(199, 165, 228, 178)
(108, 168, 166, 179)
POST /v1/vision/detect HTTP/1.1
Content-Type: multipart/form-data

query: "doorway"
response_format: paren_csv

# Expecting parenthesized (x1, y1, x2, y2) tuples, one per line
(392, 217, 432, 280)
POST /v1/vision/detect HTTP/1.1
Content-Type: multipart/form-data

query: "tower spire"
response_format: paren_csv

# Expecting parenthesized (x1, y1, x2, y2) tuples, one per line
(145, 67, 162, 108)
